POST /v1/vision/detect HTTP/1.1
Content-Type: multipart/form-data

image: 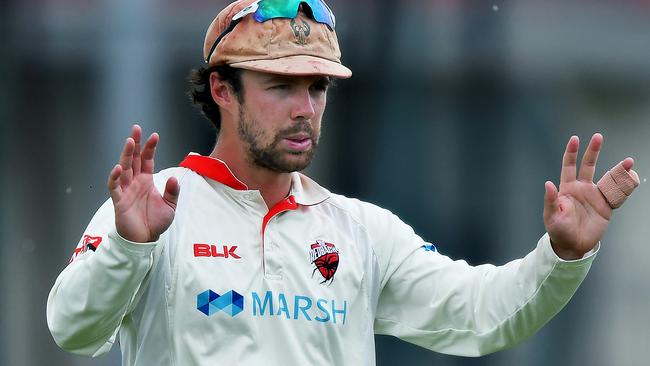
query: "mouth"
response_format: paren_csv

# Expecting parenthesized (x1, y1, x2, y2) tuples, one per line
(283, 137, 312, 152)
(283, 133, 312, 152)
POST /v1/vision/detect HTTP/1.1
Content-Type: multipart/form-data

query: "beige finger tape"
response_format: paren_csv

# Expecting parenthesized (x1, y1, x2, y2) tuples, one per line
(597, 162, 640, 209)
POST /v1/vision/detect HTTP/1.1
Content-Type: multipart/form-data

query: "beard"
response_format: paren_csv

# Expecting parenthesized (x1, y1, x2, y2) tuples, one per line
(237, 107, 319, 173)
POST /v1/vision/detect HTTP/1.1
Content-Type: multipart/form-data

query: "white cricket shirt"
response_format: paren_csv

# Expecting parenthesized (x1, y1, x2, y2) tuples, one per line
(47, 154, 598, 365)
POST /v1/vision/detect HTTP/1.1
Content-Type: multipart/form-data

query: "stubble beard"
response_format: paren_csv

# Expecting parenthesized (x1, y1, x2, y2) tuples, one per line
(237, 107, 319, 173)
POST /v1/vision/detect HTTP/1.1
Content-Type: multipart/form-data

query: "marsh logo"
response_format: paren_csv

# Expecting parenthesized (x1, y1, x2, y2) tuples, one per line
(196, 290, 244, 317)
(252, 291, 347, 325)
(195, 290, 347, 325)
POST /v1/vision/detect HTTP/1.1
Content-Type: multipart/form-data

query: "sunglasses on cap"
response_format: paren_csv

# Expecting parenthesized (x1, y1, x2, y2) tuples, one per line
(205, 0, 336, 64)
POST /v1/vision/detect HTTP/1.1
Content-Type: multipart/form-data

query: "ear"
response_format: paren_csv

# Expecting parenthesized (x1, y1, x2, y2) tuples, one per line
(209, 72, 237, 111)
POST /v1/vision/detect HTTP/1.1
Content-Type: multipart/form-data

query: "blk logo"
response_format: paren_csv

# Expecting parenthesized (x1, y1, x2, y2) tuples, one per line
(193, 244, 241, 259)
(197, 290, 244, 317)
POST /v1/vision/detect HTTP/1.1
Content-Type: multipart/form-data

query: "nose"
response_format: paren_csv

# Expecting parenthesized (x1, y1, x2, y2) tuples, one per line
(290, 88, 316, 121)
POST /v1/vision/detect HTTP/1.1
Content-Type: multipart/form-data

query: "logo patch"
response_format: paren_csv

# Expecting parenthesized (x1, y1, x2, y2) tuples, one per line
(70, 235, 103, 262)
(193, 244, 241, 259)
(421, 243, 437, 252)
(197, 289, 244, 317)
(290, 18, 311, 45)
(309, 240, 339, 285)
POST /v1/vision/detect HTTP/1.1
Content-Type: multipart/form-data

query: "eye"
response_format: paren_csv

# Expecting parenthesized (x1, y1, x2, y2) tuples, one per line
(269, 84, 290, 91)
(310, 78, 331, 93)
(310, 83, 328, 93)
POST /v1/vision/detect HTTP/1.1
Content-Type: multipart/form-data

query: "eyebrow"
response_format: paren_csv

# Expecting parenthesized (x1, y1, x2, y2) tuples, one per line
(262, 75, 331, 86)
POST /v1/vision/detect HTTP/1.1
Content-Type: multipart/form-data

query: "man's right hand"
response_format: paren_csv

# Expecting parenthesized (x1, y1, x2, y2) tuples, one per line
(107, 125, 180, 243)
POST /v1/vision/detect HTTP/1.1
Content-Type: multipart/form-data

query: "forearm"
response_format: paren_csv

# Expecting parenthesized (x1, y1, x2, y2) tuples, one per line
(466, 233, 597, 355)
(47, 230, 157, 356)
(375, 234, 598, 356)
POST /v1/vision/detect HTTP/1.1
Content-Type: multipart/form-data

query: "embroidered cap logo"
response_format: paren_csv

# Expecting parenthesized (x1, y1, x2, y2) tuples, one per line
(309, 240, 339, 284)
(290, 18, 311, 45)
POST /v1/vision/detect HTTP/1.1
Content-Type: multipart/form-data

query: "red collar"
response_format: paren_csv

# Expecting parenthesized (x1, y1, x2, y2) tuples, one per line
(179, 153, 330, 206)
(179, 153, 331, 249)
(179, 154, 248, 190)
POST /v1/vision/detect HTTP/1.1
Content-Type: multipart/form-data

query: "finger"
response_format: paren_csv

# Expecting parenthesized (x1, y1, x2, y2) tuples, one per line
(543, 181, 559, 224)
(131, 124, 142, 175)
(140, 133, 159, 174)
(560, 136, 580, 184)
(578, 133, 603, 182)
(622, 157, 634, 171)
(596, 159, 640, 209)
(163, 177, 180, 209)
(622, 158, 640, 186)
(597, 171, 627, 209)
(107, 164, 123, 204)
(610, 160, 640, 194)
(119, 137, 135, 187)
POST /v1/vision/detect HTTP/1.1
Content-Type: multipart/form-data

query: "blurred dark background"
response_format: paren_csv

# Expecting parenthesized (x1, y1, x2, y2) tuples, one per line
(1, 0, 649, 365)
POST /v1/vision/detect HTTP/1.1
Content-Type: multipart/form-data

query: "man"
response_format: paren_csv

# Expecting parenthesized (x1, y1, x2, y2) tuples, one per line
(47, 0, 640, 365)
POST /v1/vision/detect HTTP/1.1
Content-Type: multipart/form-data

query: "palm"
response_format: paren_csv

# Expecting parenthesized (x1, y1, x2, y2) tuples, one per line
(544, 181, 610, 257)
(543, 134, 635, 260)
(108, 125, 180, 243)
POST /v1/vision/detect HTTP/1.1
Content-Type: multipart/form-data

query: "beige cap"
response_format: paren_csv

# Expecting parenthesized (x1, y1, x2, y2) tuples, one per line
(203, 0, 352, 78)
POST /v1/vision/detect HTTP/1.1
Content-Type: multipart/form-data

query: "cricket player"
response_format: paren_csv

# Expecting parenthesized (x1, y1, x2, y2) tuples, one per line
(47, 0, 640, 364)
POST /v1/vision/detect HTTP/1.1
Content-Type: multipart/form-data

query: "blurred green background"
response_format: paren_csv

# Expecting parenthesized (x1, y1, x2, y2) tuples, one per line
(1, 0, 649, 365)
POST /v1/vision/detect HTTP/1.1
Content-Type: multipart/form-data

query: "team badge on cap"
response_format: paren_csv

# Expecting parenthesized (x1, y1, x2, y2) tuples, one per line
(309, 240, 339, 285)
(290, 18, 311, 45)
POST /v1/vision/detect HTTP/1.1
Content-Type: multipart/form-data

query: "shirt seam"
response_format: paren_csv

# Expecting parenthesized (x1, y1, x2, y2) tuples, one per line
(319, 199, 379, 264)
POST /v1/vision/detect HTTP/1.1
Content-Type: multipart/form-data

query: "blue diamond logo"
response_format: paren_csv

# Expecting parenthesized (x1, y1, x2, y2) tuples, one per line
(197, 289, 244, 317)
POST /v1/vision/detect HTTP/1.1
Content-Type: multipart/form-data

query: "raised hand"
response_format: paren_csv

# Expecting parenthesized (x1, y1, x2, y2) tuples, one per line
(107, 125, 180, 243)
(543, 133, 637, 260)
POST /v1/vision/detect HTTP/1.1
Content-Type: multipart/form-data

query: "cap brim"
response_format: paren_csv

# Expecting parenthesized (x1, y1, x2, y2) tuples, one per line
(229, 55, 352, 79)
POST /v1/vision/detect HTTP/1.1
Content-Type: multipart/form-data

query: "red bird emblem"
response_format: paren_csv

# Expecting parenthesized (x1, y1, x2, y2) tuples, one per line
(309, 240, 339, 285)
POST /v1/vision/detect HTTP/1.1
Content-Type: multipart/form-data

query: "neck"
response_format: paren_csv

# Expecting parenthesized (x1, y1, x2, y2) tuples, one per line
(210, 141, 293, 209)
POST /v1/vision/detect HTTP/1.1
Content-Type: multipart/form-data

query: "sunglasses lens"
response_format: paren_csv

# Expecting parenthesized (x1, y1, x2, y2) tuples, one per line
(306, 0, 335, 28)
(253, 0, 334, 29)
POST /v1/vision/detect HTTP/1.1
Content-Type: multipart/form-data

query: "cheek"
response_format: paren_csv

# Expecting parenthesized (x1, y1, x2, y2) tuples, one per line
(313, 98, 326, 131)
(315, 94, 327, 112)
(242, 102, 275, 133)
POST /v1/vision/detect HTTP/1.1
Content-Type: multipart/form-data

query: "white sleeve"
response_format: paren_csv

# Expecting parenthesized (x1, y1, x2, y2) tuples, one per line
(372, 210, 598, 357)
(46, 198, 159, 357)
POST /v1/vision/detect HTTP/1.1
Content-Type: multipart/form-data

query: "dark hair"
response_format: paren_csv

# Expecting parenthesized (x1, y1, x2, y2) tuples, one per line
(189, 64, 244, 133)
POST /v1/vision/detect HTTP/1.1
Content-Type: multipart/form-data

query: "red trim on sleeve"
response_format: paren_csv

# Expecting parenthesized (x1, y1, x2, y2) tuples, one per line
(180, 154, 248, 190)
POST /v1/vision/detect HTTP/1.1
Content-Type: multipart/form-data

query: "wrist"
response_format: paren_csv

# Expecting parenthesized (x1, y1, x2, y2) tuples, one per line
(115, 226, 158, 244)
(549, 238, 586, 260)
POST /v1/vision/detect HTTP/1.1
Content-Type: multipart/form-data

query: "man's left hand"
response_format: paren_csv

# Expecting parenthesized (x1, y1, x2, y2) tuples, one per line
(543, 133, 638, 260)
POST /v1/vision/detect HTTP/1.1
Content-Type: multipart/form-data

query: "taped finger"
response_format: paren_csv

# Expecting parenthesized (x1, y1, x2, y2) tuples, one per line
(597, 162, 640, 209)
(609, 162, 640, 195)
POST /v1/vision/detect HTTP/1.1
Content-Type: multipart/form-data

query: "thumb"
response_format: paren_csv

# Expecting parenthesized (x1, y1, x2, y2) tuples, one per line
(543, 181, 559, 223)
(163, 177, 180, 209)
